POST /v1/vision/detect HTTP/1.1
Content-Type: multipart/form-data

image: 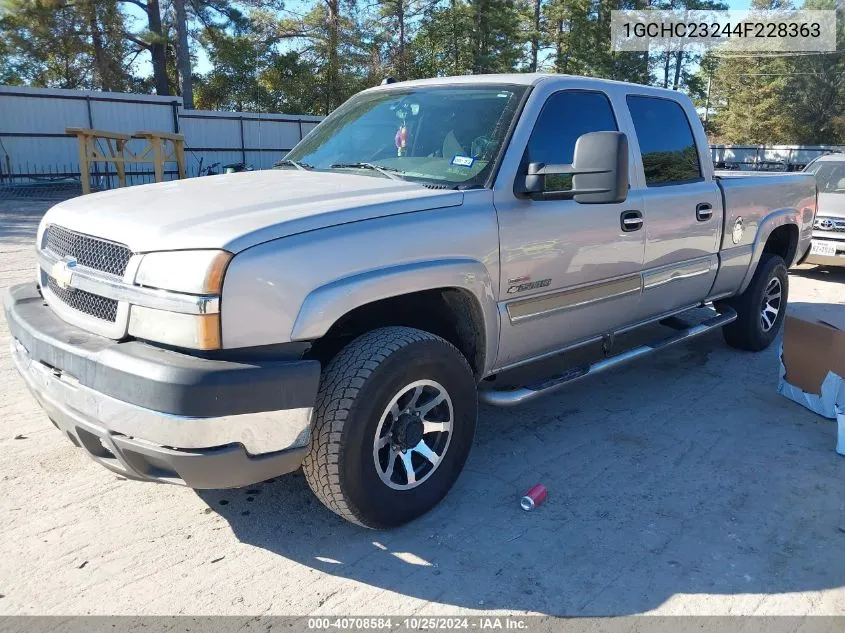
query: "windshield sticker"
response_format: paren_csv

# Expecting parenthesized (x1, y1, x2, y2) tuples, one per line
(451, 155, 475, 168)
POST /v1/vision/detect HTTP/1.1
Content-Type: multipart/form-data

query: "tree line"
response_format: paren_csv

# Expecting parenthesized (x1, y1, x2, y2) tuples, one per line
(0, 0, 843, 144)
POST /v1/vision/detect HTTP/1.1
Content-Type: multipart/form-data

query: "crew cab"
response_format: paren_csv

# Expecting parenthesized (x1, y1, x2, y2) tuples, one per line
(4, 74, 816, 528)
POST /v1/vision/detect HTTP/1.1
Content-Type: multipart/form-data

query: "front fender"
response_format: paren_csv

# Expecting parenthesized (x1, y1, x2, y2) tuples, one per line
(290, 259, 499, 375)
(220, 195, 502, 356)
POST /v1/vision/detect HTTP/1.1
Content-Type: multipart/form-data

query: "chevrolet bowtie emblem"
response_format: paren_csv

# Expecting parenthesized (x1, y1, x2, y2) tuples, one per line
(51, 257, 77, 290)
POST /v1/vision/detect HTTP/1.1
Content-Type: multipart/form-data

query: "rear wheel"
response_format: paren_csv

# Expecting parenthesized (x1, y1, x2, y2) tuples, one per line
(717, 253, 788, 351)
(302, 326, 477, 528)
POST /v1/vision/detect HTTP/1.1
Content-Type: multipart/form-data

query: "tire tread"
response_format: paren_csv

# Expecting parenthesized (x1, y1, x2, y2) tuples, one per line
(718, 253, 787, 352)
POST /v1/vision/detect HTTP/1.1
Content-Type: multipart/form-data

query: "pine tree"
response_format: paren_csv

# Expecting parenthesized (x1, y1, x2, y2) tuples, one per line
(0, 0, 131, 90)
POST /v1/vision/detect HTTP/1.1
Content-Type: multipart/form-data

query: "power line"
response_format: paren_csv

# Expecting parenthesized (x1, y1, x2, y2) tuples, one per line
(715, 50, 844, 58)
(729, 71, 845, 76)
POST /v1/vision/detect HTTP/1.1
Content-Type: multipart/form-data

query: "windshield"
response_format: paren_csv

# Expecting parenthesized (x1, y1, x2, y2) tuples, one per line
(805, 160, 845, 194)
(283, 84, 528, 188)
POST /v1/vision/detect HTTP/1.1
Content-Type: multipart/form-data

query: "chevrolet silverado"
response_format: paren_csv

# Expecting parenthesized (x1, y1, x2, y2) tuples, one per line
(4, 74, 817, 527)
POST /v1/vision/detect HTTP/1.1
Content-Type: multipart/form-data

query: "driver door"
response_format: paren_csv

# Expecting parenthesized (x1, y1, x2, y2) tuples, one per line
(493, 89, 646, 368)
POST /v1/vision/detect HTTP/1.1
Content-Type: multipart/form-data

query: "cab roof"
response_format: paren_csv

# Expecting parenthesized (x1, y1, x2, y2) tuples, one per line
(364, 73, 684, 98)
(811, 152, 845, 163)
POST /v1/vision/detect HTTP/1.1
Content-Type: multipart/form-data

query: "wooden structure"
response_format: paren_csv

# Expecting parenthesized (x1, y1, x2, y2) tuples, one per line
(66, 127, 187, 194)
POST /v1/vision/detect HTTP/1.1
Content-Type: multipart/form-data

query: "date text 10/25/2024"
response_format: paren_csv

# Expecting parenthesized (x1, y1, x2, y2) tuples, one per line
(307, 618, 530, 630)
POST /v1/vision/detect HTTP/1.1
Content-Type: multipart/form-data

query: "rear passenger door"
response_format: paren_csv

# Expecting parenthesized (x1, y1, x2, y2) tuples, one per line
(627, 95, 722, 316)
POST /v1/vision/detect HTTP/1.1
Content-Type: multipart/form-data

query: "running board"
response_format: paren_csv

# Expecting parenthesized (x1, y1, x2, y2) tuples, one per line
(479, 306, 737, 407)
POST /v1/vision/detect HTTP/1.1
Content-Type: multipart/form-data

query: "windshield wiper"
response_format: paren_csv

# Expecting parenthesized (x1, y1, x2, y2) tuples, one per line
(273, 159, 313, 171)
(329, 162, 405, 181)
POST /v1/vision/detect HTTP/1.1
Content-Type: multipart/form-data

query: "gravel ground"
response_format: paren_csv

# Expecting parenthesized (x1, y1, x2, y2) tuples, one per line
(1, 196, 844, 616)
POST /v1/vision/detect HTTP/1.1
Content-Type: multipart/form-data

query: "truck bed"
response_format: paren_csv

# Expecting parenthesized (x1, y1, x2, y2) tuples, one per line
(716, 172, 816, 256)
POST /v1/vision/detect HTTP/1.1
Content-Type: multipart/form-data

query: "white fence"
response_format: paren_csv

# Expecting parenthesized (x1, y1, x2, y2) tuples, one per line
(711, 144, 845, 171)
(0, 85, 323, 188)
(2, 85, 839, 186)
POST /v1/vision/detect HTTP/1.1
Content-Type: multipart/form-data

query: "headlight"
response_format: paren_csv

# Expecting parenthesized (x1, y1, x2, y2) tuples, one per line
(129, 250, 232, 350)
(135, 250, 232, 294)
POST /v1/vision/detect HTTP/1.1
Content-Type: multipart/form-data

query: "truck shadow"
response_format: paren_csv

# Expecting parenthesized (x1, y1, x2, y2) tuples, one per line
(199, 329, 845, 615)
(790, 264, 845, 283)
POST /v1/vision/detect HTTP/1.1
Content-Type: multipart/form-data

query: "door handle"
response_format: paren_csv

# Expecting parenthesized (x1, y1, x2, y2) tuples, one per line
(696, 202, 713, 221)
(621, 210, 643, 232)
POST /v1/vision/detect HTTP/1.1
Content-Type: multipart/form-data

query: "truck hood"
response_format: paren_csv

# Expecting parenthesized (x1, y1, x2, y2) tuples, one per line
(818, 192, 845, 219)
(42, 170, 464, 253)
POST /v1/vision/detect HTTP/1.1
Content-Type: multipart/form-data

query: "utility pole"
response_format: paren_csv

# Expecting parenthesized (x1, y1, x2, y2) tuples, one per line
(704, 71, 712, 124)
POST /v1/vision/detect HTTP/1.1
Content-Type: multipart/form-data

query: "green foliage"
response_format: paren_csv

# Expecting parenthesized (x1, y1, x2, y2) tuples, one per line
(0, 0, 130, 89)
(706, 0, 845, 144)
(194, 15, 323, 113)
(783, 0, 845, 143)
(408, 0, 525, 76)
(409, 1, 475, 76)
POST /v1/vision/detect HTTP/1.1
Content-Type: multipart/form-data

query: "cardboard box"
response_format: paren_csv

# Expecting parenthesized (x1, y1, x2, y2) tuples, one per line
(777, 303, 845, 455)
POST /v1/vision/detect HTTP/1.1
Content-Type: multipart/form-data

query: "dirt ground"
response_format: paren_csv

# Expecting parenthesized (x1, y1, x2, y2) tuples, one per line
(1, 193, 844, 616)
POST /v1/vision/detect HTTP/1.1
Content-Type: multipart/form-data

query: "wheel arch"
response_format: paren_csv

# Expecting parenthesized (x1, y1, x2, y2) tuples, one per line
(291, 259, 499, 377)
(738, 210, 800, 294)
(763, 224, 799, 267)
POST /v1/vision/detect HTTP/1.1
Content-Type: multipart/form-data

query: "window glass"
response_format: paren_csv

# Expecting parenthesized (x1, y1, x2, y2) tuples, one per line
(284, 85, 527, 188)
(525, 91, 617, 191)
(805, 160, 845, 194)
(627, 95, 702, 186)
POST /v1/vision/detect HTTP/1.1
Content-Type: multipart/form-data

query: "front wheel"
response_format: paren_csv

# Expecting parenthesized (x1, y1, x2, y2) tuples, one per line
(302, 327, 477, 528)
(717, 253, 788, 352)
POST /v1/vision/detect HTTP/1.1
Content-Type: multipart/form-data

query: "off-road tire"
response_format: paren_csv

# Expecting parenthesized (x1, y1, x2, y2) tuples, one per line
(302, 326, 477, 528)
(717, 253, 788, 352)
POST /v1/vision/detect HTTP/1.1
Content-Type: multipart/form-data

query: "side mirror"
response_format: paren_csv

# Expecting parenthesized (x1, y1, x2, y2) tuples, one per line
(517, 131, 629, 204)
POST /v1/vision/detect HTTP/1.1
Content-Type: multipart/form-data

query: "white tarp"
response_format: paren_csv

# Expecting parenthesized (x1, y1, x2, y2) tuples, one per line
(778, 344, 845, 455)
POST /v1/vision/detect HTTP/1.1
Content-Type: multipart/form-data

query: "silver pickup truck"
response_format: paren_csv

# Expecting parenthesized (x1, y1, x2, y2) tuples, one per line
(4, 74, 817, 528)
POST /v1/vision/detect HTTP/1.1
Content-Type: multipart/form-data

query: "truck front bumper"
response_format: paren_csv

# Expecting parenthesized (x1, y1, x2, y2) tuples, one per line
(804, 234, 845, 267)
(3, 283, 321, 488)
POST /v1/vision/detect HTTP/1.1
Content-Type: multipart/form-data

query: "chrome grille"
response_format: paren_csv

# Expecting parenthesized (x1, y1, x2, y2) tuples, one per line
(45, 275, 118, 322)
(43, 225, 132, 277)
(813, 216, 845, 233)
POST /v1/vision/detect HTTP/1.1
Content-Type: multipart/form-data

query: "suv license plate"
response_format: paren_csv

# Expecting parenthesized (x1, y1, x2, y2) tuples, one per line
(811, 240, 839, 257)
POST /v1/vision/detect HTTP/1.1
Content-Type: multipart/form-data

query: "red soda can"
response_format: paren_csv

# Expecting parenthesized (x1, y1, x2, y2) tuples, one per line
(520, 484, 548, 511)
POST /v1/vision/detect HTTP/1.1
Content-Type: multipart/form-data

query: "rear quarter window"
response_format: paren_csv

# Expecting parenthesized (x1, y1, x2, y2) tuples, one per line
(627, 95, 702, 186)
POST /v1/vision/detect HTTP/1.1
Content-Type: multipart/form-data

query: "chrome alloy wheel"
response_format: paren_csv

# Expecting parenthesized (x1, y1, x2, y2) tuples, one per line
(372, 379, 454, 491)
(761, 277, 783, 332)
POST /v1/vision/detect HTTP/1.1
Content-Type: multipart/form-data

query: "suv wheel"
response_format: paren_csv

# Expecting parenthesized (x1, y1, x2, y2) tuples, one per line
(302, 326, 477, 528)
(717, 253, 788, 352)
